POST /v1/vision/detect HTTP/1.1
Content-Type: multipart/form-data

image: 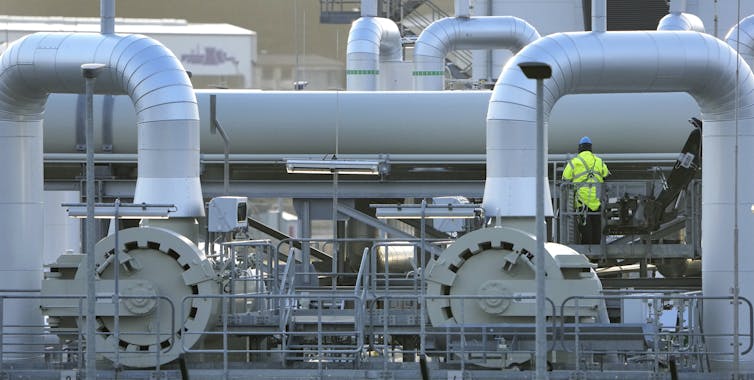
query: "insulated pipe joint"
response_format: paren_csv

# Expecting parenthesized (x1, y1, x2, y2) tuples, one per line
(413, 16, 540, 91)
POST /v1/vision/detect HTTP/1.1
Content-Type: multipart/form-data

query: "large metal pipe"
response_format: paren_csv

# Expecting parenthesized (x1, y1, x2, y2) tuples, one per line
(725, 14, 754, 67)
(346, 17, 402, 90)
(100, 0, 115, 34)
(470, 0, 493, 82)
(0, 32, 201, 354)
(591, 0, 606, 32)
(657, 13, 705, 32)
(413, 16, 539, 90)
(657, 0, 705, 32)
(41, 90, 699, 155)
(360, 0, 378, 17)
(485, 30, 754, 371)
(454, 0, 470, 18)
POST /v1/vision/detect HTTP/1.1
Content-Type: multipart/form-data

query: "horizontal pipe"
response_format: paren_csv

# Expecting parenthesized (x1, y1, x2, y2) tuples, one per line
(42, 152, 683, 164)
(41, 90, 700, 156)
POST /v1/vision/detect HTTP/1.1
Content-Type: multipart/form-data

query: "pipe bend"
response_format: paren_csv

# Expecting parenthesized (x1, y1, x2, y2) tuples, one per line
(485, 30, 754, 217)
(414, 16, 540, 91)
(0, 32, 202, 217)
(657, 12, 705, 32)
(346, 17, 402, 62)
(725, 14, 754, 65)
(346, 17, 402, 90)
(415, 16, 539, 62)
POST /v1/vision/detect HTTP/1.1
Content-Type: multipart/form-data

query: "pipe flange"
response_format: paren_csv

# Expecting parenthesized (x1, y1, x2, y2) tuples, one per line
(73, 226, 219, 368)
(425, 227, 538, 326)
(122, 280, 158, 316)
(477, 280, 512, 315)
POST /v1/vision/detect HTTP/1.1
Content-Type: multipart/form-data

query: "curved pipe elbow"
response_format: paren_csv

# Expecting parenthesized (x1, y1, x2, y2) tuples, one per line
(725, 15, 754, 65)
(657, 12, 705, 32)
(413, 16, 539, 90)
(0, 32, 202, 217)
(346, 17, 402, 62)
(484, 31, 754, 217)
(346, 17, 402, 90)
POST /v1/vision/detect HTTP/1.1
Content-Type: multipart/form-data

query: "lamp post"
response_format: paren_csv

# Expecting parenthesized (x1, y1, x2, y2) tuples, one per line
(81, 62, 106, 380)
(518, 61, 552, 379)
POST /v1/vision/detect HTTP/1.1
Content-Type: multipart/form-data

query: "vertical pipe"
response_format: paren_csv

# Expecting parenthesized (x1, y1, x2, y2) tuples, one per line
(592, 0, 606, 32)
(534, 76, 548, 380)
(455, 0, 470, 18)
(300, 200, 311, 285)
(419, 199, 427, 358)
(332, 171, 339, 289)
(471, 0, 491, 82)
(101, 95, 114, 151)
(361, 0, 378, 17)
(82, 63, 102, 380)
(209, 95, 230, 195)
(669, 0, 687, 13)
(112, 198, 120, 369)
(75, 95, 86, 151)
(100, 0, 114, 35)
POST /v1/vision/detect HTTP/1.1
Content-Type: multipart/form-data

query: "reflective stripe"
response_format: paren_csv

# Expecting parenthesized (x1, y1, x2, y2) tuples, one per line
(565, 152, 607, 212)
(572, 154, 603, 182)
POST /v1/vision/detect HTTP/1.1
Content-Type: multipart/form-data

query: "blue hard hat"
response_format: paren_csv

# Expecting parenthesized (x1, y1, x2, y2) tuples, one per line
(579, 136, 592, 145)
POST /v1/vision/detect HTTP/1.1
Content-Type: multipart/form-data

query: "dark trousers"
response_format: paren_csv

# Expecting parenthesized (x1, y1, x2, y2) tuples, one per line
(577, 206, 602, 245)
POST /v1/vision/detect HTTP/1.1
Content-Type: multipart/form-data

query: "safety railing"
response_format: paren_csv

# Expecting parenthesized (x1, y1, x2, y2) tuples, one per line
(181, 292, 364, 376)
(365, 293, 559, 373)
(0, 293, 174, 373)
(560, 293, 753, 373)
(10, 290, 751, 376)
(218, 239, 278, 309)
(555, 179, 700, 260)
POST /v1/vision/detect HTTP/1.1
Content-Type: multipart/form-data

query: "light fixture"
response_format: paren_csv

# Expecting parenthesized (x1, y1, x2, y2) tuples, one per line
(64, 202, 177, 219)
(285, 159, 386, 176)
(372, 203, 482, 219)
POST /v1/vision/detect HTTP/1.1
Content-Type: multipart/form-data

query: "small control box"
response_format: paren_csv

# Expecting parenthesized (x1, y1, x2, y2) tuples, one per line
(208, 196, 248, 232)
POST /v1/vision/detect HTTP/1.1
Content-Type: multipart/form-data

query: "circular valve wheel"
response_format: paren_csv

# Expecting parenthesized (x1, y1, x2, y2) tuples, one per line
(74, 227, 219, 368)
(425, 227, 541, 326)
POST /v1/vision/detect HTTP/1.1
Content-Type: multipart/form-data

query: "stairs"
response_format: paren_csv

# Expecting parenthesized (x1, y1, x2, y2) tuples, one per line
(279, 288, 364, 364)
(320, 0, 472, 80)
(399, 1, 472, 78)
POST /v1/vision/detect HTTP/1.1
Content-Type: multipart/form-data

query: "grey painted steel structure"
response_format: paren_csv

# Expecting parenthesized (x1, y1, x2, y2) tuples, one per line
(41, 90, 699, 155)
(0, 31, 202, 354)
(346, 16, 402, 90)
(413, 16, 540, 90)
(485, 29, 754, 371)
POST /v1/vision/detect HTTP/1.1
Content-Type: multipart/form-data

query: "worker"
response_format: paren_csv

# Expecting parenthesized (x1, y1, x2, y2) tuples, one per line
(562, 136, 610, 244)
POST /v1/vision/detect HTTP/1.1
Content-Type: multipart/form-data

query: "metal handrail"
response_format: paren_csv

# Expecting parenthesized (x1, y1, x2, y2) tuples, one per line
(560, 294, 753, 372)
(2, 294, 175, 371)
(353, 247, 370, 297)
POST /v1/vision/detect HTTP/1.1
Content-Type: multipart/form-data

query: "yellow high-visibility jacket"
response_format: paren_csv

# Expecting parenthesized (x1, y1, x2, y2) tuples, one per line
(562, 151, 610, 211)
